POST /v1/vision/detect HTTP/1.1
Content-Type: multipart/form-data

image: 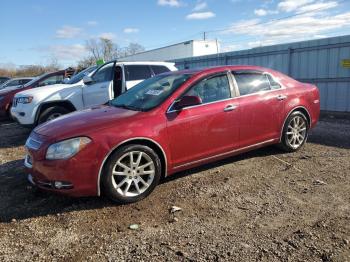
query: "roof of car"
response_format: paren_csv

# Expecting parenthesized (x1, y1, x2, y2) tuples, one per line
(169, 65, 275, 76)
(112, 61, 175, 66)
(7, 77, 34, 80)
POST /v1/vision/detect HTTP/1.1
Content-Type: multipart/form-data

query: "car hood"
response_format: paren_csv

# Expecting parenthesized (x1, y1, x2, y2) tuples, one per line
(34, 105, 141, 140)
(15, 83, 71, 97)
(0, 87, 19, 96)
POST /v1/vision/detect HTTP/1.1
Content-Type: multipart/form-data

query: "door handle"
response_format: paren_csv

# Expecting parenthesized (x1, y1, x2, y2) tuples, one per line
(224, 104, 238, 112)
(100, 85, 107, 89)
(276, 95, 287, 101)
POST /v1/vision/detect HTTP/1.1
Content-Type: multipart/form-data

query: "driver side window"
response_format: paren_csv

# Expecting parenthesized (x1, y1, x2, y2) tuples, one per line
(185, 74, 231, 104)
(38, 75, 64, 87)
(92, 62, 114, 83)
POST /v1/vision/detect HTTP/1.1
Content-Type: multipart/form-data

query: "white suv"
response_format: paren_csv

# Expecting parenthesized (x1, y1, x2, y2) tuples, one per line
(11, 61, 177, 127)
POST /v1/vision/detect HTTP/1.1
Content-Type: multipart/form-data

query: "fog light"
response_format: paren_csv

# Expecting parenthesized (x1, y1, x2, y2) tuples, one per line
(53, 181, 73, 189)
(54, 181, 63, 189)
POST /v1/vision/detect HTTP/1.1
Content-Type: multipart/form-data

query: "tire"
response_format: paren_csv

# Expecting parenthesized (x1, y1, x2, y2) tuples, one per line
(38, 106, 70, 124)
(101, 144, 162, 204)
(279, 111, 309, 152)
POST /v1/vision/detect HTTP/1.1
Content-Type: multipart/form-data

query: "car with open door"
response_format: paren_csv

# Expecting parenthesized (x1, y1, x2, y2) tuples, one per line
(24, 65, 320, 203)
(11, 61, 177, 127)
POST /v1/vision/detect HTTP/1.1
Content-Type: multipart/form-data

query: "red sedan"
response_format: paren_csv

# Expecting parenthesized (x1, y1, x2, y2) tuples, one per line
(25, 66, 320, 203)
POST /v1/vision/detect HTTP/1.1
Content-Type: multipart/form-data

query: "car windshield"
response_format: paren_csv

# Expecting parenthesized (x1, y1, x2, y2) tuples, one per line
(67, 66, 97, 84)
(110, 73, 192, 111)
(0, 80, 11, 89)
(23, 73, 47, 87)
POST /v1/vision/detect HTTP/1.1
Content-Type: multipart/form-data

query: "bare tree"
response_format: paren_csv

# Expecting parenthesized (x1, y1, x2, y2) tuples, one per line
(125, 43, 145, 56)
(117, 43, 145, 58)
(85, 37, 118, 62)
(80, 38, 145, 68)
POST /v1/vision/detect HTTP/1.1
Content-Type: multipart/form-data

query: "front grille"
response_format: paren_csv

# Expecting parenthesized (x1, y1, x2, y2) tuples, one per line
(12, 98, 17, 107)
(25, 137, 42, 150)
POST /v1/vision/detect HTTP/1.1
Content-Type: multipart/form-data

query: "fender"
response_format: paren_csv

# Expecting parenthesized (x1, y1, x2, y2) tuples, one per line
(96, 137, 168, 196)
(35, 100, 77, 123)
(279, 106, 311, 142)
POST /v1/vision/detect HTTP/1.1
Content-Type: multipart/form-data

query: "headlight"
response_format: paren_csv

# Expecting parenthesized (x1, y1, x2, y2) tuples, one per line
(17, 96, 33, 104)
(46, 137, 91, 160)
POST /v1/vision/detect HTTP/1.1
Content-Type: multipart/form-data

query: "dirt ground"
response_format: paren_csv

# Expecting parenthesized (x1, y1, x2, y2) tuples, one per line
(0, 118, 349, 262)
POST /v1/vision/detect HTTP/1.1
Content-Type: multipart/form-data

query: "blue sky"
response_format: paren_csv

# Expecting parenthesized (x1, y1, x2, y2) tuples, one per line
(1, 0, 350, 67)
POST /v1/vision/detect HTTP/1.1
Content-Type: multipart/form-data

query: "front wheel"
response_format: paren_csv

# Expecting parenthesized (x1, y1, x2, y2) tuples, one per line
(279, 111, 309, 152)
(101, 144, 162, 204)
(38, 106, 70, 124)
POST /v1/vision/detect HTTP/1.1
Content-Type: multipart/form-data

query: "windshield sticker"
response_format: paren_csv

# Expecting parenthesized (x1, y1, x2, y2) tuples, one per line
(146, 90, 163, 96)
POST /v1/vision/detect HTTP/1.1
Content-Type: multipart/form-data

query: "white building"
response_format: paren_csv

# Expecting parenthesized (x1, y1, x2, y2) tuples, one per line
(119, 40, 220, 62)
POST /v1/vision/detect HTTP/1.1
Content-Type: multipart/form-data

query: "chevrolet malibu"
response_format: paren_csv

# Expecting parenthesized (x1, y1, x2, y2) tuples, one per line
(25, 66, 320, 203)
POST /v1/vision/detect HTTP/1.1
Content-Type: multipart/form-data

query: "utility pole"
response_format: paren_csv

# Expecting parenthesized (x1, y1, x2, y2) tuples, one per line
(203, 31, 206, 40)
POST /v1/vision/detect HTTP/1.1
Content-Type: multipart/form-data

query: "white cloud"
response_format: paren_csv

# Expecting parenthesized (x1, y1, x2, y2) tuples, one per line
(99, 32, 117, 40)
(158, 0, 181, 7)
(221, 8, 350, 47)
(277, 0, 315, 12)
(254, 8, 278, 16)
(87, 21, 98, 26)
(254, 9, 268, 16)
(123, 28, 140, 34)
(186, 11, 215, 20)
(55, 26, 82, 39)
(193, 1, 208, 11)
(297, 1, 338, 13)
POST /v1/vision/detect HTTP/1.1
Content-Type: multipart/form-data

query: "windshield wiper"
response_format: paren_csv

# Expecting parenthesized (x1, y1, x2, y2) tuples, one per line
(111, 103, 143, 111)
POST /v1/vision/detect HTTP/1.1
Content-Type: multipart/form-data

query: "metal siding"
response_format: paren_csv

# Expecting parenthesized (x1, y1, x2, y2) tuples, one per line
(172, 35, 350, 112)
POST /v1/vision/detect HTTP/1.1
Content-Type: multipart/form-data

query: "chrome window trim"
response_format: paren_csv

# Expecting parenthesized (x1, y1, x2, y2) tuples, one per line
(173, 138, 277, 170)
(166, 71, 236, 114)
(167, 97, 236, 113)
(96, 137, 168, 196)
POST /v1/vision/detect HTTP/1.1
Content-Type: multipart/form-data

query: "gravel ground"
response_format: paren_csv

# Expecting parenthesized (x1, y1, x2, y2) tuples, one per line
(0, 118, 349, 261)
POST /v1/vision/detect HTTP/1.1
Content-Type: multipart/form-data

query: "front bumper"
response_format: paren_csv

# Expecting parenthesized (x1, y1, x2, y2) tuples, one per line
(11, 106, 36, 126)
(25, 149, 100, 197)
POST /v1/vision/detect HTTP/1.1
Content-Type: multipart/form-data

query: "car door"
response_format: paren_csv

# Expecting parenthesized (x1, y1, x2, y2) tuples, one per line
(166, 73, 240, 168)
(232, 70, 286, 148)
(83, 61, 115, 108)
(124, 65, 153, 90)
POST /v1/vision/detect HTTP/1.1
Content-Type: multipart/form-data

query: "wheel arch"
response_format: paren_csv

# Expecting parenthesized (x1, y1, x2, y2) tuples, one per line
(280, 106, 311, 142)
(35, 100, 77, 123)
(97, 137, 168, 196)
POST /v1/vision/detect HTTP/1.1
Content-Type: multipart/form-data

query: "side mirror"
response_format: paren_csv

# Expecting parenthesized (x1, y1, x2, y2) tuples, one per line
(173, 95, 202, 110)
(62, 77, 70, 84)
(83, 75, 93, 85)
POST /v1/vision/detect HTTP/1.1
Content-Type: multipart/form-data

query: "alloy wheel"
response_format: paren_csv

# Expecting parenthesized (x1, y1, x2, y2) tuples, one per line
(286, 115, 307, 149)
(47, 113, 62, 121)
(111, 151, 155, 197)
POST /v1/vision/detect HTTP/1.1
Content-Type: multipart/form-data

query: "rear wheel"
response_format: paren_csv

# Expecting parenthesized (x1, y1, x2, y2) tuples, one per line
(101, 144, 162, 204)
(279, 111, 309, 152)
(38, 106, 70, 124)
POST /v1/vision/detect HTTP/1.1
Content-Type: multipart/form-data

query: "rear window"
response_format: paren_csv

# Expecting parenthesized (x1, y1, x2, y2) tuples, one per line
(233, 72, 271, 96)
(151, 65, 170, 75)
(125, 65, 153, 81)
